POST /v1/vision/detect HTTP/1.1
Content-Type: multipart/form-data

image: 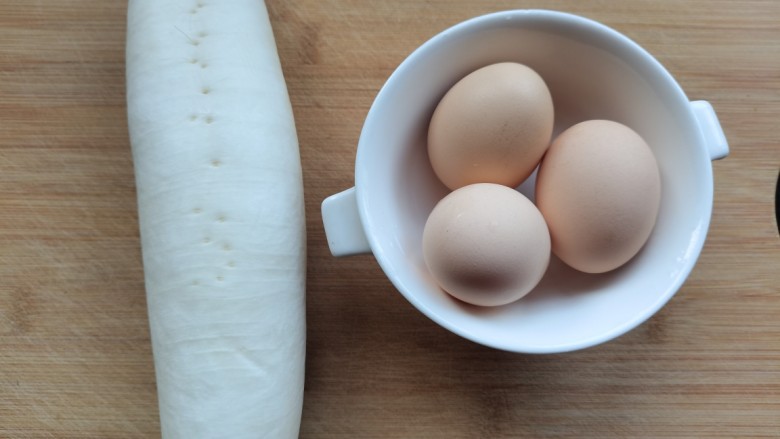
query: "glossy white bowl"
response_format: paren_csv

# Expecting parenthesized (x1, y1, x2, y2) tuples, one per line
(322, 10, 728, 353)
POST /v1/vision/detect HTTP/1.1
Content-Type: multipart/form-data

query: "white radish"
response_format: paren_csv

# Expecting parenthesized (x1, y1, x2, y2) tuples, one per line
(126, 1, 306, 438)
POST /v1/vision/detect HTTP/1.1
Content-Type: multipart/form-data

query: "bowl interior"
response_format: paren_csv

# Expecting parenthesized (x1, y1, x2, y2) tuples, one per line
(356, 10, 713, 353)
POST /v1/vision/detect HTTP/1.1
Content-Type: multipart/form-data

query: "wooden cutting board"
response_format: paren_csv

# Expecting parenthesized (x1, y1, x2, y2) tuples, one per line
(0, 0, 778, 437)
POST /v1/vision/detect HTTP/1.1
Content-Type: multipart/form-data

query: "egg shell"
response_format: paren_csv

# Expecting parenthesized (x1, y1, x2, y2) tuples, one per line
(427, 62, 554, 190)
(535, 120, 661, 274)
(422, 183, 551, 307)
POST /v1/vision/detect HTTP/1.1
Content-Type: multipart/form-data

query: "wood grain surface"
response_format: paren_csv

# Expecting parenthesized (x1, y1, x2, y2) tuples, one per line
(0, 0, 778, 437)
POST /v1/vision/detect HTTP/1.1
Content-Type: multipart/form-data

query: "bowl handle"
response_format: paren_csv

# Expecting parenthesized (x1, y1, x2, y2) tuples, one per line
(321, 187, 372, 257)
(691, 100, 729, 161)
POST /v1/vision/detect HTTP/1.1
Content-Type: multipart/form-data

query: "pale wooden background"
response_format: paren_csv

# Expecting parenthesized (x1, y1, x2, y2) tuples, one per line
(0, 0, 778, 437)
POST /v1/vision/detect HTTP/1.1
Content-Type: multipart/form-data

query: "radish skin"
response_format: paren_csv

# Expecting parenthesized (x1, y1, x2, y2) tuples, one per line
(126, 1, 305, 437)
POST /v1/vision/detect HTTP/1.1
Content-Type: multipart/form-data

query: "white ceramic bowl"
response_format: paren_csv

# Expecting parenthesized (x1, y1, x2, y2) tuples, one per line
(321, 10, 728, 353)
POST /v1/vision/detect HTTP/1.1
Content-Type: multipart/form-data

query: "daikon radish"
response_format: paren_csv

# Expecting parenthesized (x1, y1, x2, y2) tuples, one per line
(126, 1, 305, 437)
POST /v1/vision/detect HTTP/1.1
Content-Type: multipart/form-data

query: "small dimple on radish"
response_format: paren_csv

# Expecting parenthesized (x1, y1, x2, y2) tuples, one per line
(202, 236, 211, 244)
(193, 207, 203, 214)
(211, 159, 221, 167)
(205, 115, 214, 124)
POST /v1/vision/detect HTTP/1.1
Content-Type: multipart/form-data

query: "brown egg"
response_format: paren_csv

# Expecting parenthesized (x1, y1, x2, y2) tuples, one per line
(428, 62, 554, 190)
(535, 120, 661, 274)
(422, 183, 551, 307)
